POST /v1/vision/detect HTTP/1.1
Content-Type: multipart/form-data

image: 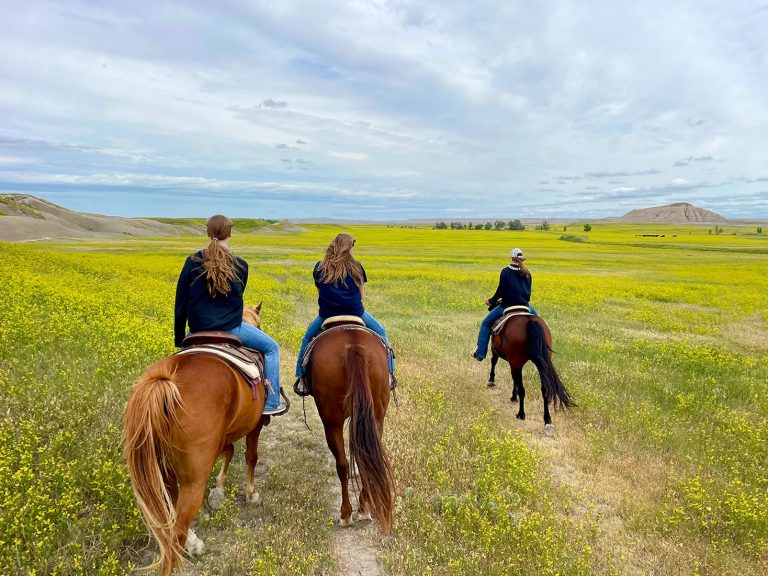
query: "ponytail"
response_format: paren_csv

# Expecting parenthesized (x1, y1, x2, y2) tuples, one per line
(514, 259, 531, 279)
(198, 215, 242, 297)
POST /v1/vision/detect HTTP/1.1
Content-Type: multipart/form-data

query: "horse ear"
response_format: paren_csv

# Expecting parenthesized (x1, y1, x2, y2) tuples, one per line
(254, 301, 262, 314)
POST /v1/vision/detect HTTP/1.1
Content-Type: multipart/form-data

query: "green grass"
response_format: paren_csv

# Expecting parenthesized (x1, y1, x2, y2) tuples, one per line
(1, 222, 766, 575)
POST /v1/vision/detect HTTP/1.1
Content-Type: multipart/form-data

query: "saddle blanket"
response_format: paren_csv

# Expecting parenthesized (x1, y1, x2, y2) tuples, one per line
(491, 306, 533, 335)
(295, 324, 393, 396)
(176, 344, 263, 384)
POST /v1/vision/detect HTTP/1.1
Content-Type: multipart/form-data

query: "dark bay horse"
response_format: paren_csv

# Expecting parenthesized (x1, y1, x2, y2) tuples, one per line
(308, 325, 394, 531)
(124, 305, 268, 575)
(488, 314, 574, 435)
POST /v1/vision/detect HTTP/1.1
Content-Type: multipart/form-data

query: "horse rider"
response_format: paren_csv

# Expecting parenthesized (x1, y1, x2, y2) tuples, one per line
(174, 214, 288, 416)
(472, 247, 538, 362)
(294, 232, 396, 390)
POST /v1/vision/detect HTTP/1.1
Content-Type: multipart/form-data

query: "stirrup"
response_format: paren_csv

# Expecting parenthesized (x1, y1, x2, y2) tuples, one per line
(263, 390, 290, 416)
(293, 376, 311, 397)
(389, 373, 397, 391)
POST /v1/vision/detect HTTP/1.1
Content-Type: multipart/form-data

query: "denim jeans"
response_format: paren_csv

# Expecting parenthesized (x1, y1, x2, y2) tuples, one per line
(475, 304, 538, 359)
(229, 322, 281, 411)
(295, 312, 395, 377)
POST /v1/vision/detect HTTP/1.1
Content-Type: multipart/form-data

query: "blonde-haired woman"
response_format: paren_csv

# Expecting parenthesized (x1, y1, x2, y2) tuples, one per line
(295, 233, 395, 387)
(174, 214, 288, 415)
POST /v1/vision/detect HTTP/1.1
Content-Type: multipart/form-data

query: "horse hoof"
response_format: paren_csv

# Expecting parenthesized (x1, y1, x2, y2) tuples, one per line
(185, 529, 205, 556)
(246, 492, 262, 505)
(510, 396, 518, 403)
(354, 510, 372, 522)
(337, 516, 354, 527)
(207, 487, 226, 510)
(487, 381, 496, 388)
(544, 424, 555, 438)
(516, 413, 526, 420)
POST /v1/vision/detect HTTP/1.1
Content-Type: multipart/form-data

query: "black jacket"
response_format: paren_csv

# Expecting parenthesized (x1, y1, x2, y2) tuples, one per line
(488, 264, 532, 309)
(174, 250, 248, 347)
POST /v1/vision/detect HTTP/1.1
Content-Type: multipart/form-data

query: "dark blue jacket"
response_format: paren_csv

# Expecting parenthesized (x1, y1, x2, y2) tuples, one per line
(314, 261, 367, 318)
(174, 250, 248, 346)
(489, 264, 532, 309)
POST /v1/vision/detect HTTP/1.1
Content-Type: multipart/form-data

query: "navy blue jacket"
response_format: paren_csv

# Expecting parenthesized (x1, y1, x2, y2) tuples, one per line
(314, 261, 367, 318)
(489, 264, 532, 309)
(174, 250, 248, 347)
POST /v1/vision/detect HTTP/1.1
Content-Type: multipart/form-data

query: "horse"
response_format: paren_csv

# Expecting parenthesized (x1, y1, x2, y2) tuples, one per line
(487, 314, 575, 435)
(307, 323, 394, 531)
(124, 304, 269, 575)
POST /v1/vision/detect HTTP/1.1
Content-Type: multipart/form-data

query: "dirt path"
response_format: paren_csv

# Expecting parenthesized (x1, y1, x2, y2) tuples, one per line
(327, 471, 384, 576)
(284, 378, 384, 576)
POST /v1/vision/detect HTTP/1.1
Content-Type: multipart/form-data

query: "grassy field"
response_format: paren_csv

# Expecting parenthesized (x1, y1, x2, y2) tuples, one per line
(0, 222, 766, 575)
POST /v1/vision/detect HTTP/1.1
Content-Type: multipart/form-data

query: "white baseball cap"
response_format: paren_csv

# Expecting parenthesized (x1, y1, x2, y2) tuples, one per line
(510, 248, 525, 260)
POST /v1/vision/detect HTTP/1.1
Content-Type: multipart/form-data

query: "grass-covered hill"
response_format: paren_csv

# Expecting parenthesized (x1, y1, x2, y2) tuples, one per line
(0, 194, 304, 241)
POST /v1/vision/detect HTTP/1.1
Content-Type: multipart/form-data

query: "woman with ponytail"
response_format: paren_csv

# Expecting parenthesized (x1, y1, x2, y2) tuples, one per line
(472, 247, 539, 362)
(295, 233, 396, 388)
(174, 214, 288, 415)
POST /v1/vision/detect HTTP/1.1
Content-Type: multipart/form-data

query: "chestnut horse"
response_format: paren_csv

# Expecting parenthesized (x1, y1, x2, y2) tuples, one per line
(124, 305, 268, 575)
(488, 314, 575, 435)
(308, 325, 394, 531)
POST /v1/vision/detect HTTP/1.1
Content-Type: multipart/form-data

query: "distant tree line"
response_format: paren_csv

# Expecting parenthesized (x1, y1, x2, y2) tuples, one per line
(433, 219, 527, 230)
(432, 219, 591, 232)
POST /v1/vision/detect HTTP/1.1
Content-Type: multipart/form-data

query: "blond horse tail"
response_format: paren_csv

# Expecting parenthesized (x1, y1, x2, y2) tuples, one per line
(345, 344, 394, 532)
(124, 361, 184, 575)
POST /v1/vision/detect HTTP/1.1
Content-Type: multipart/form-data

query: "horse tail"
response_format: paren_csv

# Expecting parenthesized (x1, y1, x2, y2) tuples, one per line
(123, 360, 184, 575)
(345, 344, 394, 533)
(526, 319, 575, 409)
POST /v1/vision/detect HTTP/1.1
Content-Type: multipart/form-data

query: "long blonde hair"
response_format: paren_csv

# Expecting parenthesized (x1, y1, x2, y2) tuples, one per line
(318, 233, 364, 287)
(199, 215, 242, 297)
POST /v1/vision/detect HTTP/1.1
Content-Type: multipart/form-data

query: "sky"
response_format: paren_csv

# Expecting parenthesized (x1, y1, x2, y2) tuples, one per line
(1, 0, 767, 220)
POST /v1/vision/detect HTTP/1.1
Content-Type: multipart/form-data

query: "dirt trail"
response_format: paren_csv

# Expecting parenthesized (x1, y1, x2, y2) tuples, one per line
(327, 470, 384, 576)
(284, 387, 384, 576)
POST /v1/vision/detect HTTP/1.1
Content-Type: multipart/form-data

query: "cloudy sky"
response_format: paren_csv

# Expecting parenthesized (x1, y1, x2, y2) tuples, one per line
(1, 0, 767, 219)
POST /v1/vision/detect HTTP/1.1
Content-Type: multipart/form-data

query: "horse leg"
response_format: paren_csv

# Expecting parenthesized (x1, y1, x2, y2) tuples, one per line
(324, 423, 353, 526)
(208, 443, 234, 510)
(173, 480, 207, 561)
(488, 352, 499, 387)
(541, 382, 553, 427)
(245, 418, 267, 505)
(512, 368, 526, 420)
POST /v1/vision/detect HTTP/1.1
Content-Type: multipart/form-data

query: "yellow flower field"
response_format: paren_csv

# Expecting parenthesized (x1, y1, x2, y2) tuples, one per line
(0, 222, 766, 575)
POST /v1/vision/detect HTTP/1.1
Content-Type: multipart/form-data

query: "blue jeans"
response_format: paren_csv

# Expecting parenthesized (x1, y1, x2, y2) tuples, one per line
(295, 312, 395, 377)
(475, 304, 538, 360)
(229, 322, 281, 411)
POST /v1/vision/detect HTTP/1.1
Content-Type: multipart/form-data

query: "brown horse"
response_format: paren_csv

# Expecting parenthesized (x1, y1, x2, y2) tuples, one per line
(307, 325, 394, 530)
(488, 314, 575, 435)
(124, 305, 268, 575)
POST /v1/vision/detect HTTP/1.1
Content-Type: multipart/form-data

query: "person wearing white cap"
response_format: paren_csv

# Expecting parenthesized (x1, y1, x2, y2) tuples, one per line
(472, 248, 538, 361)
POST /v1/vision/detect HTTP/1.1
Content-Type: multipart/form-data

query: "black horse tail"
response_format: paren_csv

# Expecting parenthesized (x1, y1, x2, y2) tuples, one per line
(526, 320, 575, 409)
(345, 344, 394, 532)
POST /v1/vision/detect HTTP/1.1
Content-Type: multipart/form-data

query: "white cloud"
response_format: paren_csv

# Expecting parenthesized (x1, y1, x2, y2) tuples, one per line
(0, 0, 767, 217)
(327, 150, 368, 161)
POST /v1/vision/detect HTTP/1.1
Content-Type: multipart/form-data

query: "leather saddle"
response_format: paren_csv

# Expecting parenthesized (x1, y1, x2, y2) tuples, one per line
(176, 331, 266, 399)
(491, 306, 533, 335)
(294, 316, 385, 397)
